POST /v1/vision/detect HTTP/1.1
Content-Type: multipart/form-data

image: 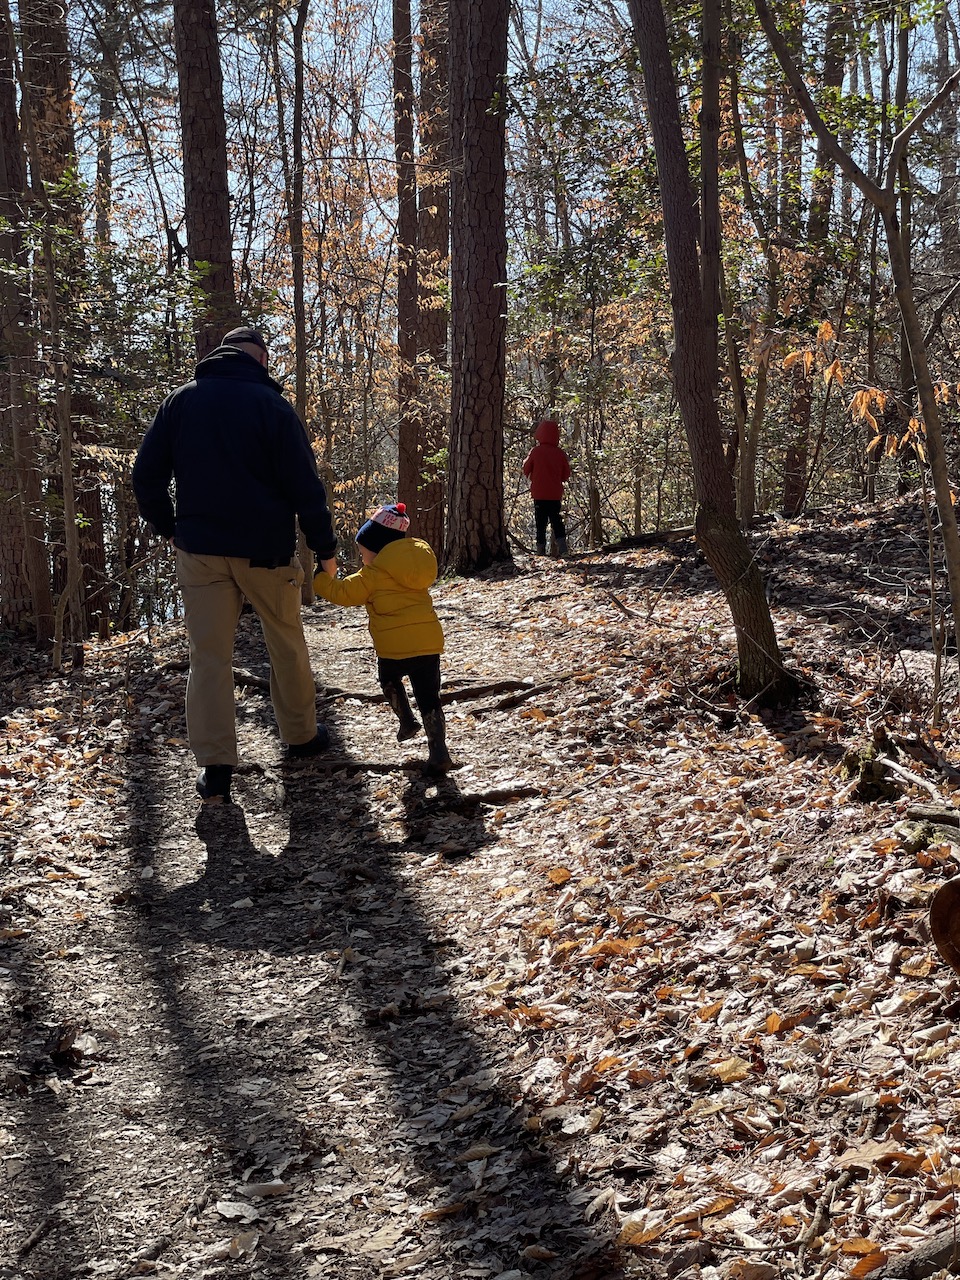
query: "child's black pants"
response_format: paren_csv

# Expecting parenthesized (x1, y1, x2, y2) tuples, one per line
(377, 653, 442, 714)
(533, 499, 566, 546)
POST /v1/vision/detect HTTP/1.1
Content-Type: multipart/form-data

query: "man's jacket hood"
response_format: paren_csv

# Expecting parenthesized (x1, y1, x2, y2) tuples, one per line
(195, 344, 286, 396)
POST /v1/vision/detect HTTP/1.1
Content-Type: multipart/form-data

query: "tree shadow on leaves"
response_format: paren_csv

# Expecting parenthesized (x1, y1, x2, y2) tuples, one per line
(126, 742, 627, 1280)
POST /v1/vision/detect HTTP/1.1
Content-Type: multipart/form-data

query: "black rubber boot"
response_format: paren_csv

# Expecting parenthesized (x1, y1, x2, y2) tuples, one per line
(535, 541, 546, 555)
(422, 708, 453, 773)
(557, 536, 568, 556)
(383, 682, 420, 741)
(196, 765, 233, 803)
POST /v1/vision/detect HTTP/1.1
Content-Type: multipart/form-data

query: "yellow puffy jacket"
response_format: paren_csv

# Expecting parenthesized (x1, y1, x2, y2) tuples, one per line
(313, 537, 444, 660)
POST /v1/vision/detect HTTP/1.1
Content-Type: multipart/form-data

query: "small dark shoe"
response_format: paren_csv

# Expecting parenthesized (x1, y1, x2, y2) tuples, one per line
(285, 725, 330, 759)
(397, 716, 421, 743)
(425, 745, 454, 774)
(196, 765, 233, 803)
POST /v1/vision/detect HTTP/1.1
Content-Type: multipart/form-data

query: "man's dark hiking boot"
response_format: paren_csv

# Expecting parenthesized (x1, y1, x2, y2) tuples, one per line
(285, 725, 330, 760)
(423, 708, 454, 773)
(535, 541, 546, 555)
(557, 537, 568, 557)
(196, 765, 233, 804)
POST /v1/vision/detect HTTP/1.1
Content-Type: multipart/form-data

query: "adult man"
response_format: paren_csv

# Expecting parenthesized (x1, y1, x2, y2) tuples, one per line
(132, 325, 337, 804)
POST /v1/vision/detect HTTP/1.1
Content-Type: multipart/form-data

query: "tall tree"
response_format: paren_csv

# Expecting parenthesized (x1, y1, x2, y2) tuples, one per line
(627, 0, 792, 700)
(20, 0, 97, 648)
(754, 0, 960, 655)
(173, 0, 237, 357)
(414, 0, 450, 557)
(445, 0, 511, 573)
(0, 0, 53, 640)
(393, 0, 419, 526)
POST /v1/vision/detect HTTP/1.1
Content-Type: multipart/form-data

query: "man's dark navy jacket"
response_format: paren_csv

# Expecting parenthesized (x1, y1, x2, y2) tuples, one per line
(132, 345, 337, 564)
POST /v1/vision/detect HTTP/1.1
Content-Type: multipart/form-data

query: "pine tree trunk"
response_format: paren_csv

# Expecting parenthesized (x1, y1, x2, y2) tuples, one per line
(394, 0, 420, 524)
(173, 0, 237, 357)
(415, 0, 450, 558)
(445, 0, 511, 574)
(0, 3, 52, 638)
(21, 0, 106, 637)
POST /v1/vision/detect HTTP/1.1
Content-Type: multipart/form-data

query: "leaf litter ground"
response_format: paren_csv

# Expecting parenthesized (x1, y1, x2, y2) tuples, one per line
(4, 498, 960, 1280)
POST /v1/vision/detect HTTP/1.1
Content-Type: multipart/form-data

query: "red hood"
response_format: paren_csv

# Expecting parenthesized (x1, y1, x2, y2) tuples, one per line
(534, 419, 560, 446)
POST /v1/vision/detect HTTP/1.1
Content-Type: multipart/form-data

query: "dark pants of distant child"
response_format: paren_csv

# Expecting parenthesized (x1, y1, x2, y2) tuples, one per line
(378, 654, 442, 716)
(534, 499, 566, 548)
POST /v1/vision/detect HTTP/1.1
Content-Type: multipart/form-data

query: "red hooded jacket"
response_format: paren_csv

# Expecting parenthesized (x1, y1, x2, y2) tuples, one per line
(522, 420, 571, 501)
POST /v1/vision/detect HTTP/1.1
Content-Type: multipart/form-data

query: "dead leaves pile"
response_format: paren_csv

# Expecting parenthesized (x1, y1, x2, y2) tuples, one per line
(3, 496, 960, 1279)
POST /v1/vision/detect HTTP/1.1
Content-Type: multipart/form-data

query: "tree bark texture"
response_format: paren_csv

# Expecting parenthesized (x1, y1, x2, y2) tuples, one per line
(0, 2, 53, 639)
(394, 0, 420, 527)
(20, 0, 104, 640)
(414, 0, 450, 557)
(173, 0, 237, 358)
(628, 0, 790, 699)
(445, 0, 511, 574)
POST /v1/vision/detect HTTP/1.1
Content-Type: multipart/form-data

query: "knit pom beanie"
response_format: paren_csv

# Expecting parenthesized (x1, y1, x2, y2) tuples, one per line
(356, 502, 410, 554)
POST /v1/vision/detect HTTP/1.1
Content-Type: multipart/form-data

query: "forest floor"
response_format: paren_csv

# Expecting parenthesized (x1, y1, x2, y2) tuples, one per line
(5, 496, 960, 1280)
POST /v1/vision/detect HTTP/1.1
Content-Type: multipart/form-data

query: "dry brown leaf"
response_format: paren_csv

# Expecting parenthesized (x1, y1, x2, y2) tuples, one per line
(712, 1057, 751, 1083)
(672, 1195, 736, 1223)
(617, 1212, 668, 1247)
(842, 1238, 883, 1255)
(228, 1230, 259, 1260)
(850, 1251, 888, 1277)
(456, 1142, 502, 1163)
(521, 1244, 558, 1260)
(836, 1140, 916, 1171)
(727, 1262, 779, 1280)
(419, 1202, 467, 1221)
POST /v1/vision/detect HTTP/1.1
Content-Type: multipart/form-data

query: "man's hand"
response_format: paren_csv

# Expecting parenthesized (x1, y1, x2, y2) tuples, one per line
(318, 557, 337, 577)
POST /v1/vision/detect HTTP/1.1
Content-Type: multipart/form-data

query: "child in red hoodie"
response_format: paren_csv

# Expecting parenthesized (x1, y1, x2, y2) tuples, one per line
(522, 418, 571, 555)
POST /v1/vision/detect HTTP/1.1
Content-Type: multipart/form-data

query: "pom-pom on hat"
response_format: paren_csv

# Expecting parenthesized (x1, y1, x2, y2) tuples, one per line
(356, 502, 410, 554)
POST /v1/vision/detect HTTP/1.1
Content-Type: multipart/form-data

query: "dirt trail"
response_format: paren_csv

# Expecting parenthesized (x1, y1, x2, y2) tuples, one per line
(4, 511, 960, 1280)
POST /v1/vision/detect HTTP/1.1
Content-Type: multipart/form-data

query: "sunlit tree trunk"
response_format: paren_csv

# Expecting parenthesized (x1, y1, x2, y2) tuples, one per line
(629, 0, 791, 700)
(445, 0, 511, 573)
(173, 0, 237, 357)
(394, 0, 419, 525)
(415, 0, 449, 558)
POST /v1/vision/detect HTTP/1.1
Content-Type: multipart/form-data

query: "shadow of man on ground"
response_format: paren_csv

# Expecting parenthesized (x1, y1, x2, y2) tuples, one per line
(129, 735, 626, 1279)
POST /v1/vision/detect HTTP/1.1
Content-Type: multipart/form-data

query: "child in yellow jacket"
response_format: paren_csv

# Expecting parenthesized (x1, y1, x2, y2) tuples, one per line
(314, 503, 453, 772)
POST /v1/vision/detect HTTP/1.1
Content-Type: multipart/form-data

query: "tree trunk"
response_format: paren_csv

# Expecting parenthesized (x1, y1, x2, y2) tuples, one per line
(394, 0, 420, 524)
(628, 0, 791, 700)
(415, 0, 450, 558)
(700, 0, 721, 388)
(0, 1, 53, 640)
(19, 0, 93, 647)
(445, 0, 511, 574)
(935, 10, 960, 273)
(173, 0, 237, 357)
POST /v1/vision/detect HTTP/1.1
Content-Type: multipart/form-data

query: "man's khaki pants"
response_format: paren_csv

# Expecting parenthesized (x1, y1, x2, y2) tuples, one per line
(177, 551, 318, 766)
